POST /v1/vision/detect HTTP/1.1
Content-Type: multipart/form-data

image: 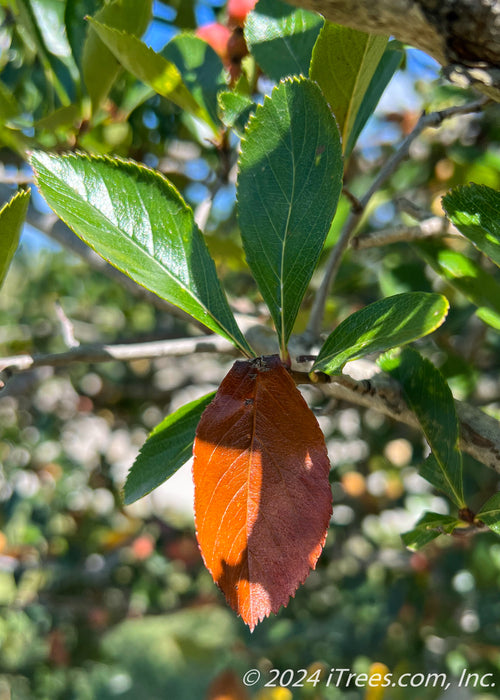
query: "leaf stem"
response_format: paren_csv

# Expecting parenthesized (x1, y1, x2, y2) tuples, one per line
(305, 96, 490, 342)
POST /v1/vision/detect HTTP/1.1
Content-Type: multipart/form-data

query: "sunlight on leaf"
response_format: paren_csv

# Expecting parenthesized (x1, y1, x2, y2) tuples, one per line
(0, 189, 30, 288)
(313, 292, 448, 374)
(193, 355, 332, 630)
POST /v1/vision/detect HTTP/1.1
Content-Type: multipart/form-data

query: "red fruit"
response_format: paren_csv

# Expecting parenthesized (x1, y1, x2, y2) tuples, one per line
(131, 534, 155, 560)
(196, 22, 232, 62)
(228, 0, 258, 25)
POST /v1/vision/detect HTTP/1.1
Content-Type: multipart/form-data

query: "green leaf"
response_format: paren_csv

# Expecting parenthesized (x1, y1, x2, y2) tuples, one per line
(237, 77, 343, 355)
(35, 104, 82, 131)
(0, 126, 32, 156)
(414, 239, 500, 330)
(124, 392, 215, 504)
(29, 0, 73, 59)
(88, 20, 216, 132)
(0, 81, 21, 122)
(162, 34, 226, 128)
(82, 0, 152, 114)
(345, 42, 404, 156)
(402, 512, 462, 551)
(313, 292, 449, 374)
(66, 0, 100, 70)
(380, 347, 465, 508)
(419, 454, 462, 504)
(245, 0, 323, 81)
(30, 151, 254, 356)
(217, 91, 255, 135)
(170, 0, 196, 30)
(0, 189, 30, 288)
(477, 492, 500, 535)
(310, 23, 388, 153)
(15, 0, 75, 105)
(443, 184, 500, 268)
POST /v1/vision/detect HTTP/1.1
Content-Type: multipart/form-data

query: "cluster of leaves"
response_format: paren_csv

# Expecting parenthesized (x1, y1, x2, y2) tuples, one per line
(1, 0, 500, 643)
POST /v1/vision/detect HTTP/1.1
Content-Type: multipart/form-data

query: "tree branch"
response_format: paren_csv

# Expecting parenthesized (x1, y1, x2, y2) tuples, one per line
(351, 215, 457, 249)
(1, 336, 498, 474)
(305, 97, 488, 341)
(0, 335, 239, 375)
(290, 364, 500, 475)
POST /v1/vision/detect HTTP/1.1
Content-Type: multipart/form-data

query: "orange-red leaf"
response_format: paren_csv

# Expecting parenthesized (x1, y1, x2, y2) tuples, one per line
(193, 355, 332, 630)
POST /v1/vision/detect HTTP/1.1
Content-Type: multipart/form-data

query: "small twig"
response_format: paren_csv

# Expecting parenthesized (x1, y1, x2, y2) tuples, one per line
(54, 301, 80, 348)
(351, 216, 458, 250)
(342, 187, 363, 214)
(395, 197, 429, 221)
(305, 96, 489, 342)
(451, 523, 488, 538)
(0, 334, 239, 374)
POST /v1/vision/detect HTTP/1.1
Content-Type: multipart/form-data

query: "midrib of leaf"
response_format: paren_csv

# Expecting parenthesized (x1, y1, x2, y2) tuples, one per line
(282, 113, 321, 283)
(243, 373, 267, 622)
(405, 357, 464, 508)
(280, 105, 296, 357)
(281, 22, 306, 73)
(478, 507, 500, 517)
(244, 379, 293, 610)
(439, 456, 463, 508)
(54, 174, 243, 348)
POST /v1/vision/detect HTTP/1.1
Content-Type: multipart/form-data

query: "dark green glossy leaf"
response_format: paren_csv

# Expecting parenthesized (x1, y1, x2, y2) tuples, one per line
(443, 184, 500, 268)
(124, 392, 215, 504)
(65, 0, 100, 69)
(419, 454, 461, 504)
(217, 91, 255, 135)
(0, 190, 30, 288)
(168, 0, 196, 29)
(162, 34, 226, 128)
(82, 0, 152, 113)
(237, 77, 343, 355)
(402, 512, 462, 551)
(313, 292, 449, 374)
(414, 239, 500, 330)
(245, 0, 323, 81)
(477, 492, 500, 535)
(310, 23, 387, 153)
(30, 151, 254, 356)
(89, 20, 216, 132)
(345, 42, 404, 156)
(380, 347, 465, 507)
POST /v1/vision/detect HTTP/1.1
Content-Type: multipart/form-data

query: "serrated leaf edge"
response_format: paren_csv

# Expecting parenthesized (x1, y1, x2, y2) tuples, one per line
(313, 292, 450, 373)
(88, 19, 218, 133)
(30, 150, 253, 356)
